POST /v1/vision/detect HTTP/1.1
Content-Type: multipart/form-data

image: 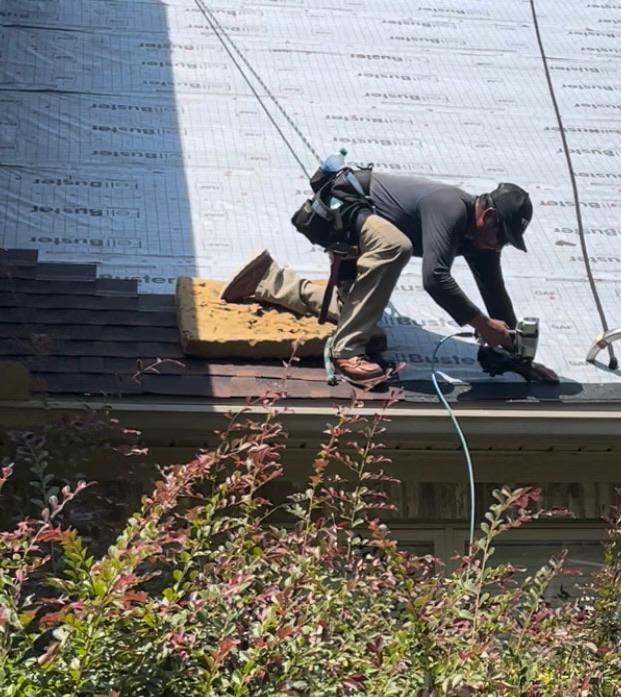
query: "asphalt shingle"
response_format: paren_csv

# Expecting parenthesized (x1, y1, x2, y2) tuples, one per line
(1, 250, 613, 404)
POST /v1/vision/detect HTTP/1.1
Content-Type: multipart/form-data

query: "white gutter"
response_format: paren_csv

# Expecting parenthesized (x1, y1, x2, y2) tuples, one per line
(1, 398, 620, 445)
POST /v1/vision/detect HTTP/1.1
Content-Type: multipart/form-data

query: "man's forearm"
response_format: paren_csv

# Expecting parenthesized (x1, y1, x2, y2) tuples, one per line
(423, 274, 481, 326)
(465, 252, 517, 329)
(483, 291, 517, 329)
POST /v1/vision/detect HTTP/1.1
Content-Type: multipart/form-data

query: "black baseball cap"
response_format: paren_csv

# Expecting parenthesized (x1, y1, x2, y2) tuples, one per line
(489, 183, 532, 252)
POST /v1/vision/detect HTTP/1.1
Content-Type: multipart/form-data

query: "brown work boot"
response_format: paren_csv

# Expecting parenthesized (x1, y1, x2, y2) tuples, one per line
(333, 355, 386, 384)
(220, 249, 273, 303)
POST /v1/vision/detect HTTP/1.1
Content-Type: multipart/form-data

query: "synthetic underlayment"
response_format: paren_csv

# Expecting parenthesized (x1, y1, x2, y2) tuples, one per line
(1, 0, 620, 385)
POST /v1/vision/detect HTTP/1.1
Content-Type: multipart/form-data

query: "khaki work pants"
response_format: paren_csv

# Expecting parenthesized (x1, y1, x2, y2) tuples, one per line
(255, 214, 412, 358)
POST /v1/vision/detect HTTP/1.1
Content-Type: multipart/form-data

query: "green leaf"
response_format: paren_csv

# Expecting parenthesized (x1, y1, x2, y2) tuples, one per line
(92, 580, 106, 597)
(163, 587, 177, 602)
(143, 612, 157, 628)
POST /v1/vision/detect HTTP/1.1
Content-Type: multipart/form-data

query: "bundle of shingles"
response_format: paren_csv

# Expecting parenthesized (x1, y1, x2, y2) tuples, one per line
(175, 277, 331, 360)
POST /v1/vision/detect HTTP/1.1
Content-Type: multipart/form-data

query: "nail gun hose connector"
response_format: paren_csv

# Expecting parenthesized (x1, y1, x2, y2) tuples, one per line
(323, 336, 338, 386)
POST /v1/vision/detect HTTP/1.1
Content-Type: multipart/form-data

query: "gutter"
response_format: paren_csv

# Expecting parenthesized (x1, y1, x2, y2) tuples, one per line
(1, 397, 620, 448)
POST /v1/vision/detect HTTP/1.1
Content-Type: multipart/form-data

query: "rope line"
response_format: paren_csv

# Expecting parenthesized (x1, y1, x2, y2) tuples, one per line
(529, 0, 617, 370)
(194, 0, 321, 178)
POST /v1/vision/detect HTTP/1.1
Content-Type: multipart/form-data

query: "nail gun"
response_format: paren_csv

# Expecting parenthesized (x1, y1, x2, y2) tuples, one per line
(477, 317, 541, 381)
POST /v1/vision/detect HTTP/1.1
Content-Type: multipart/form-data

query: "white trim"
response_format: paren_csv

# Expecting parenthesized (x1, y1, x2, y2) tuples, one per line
(1, 398, 620, 431)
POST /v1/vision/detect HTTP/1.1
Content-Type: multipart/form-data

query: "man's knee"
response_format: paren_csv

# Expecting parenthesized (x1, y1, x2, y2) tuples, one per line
(362, 215, 413, 263)
(380, 236, 412, 267)
(394, 237, 413, 262)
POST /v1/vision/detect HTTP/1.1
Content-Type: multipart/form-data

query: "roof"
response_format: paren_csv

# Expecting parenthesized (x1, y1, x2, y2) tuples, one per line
(0, 248, 358, 401)
(1, 1, 621, 413)
(1, 249, 619, 408)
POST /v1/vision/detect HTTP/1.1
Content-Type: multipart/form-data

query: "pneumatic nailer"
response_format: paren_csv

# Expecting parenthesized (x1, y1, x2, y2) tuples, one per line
(477, 317, 541, 381)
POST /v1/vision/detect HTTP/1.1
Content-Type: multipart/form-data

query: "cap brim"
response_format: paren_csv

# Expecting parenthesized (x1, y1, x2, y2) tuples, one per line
(501, 220, 527, 252)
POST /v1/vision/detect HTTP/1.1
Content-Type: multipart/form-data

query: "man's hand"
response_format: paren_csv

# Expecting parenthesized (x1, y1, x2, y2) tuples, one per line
(470, 314, 512, 348)
(528, 362, 560, 384)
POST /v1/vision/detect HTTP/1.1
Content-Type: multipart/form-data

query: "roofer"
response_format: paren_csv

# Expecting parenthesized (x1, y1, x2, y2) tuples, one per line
(220, 173, 559, 385)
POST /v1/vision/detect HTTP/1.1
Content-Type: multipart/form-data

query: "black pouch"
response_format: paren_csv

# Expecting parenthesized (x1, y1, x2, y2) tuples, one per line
(291, 166, 373, 250)
(309, 165, 333, 193)
(290, 194, 338, 249)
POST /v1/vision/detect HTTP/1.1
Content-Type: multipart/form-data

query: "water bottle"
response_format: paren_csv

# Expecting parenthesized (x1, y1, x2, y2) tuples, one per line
(320, 146, 348, 173)
(320, 147, 348, 210)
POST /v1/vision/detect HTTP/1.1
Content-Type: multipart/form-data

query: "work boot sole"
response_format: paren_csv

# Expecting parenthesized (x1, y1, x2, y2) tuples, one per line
(338, 372, 389, 389)
(220, 249, 273, 303)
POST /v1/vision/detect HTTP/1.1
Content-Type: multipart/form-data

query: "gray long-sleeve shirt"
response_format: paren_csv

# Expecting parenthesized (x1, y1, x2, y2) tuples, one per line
(369, 173, 517, 328)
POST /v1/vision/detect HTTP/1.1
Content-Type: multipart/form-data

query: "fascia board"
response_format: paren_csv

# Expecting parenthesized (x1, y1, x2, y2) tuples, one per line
(0, 398, 620, 448)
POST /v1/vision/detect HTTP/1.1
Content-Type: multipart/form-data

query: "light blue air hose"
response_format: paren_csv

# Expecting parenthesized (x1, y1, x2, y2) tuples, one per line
(431, 332, 477, 547)
(325, 330, 477, 546)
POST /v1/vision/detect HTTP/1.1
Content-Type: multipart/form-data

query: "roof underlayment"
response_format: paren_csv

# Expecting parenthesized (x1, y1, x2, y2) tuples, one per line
(1, 0, 621, 398)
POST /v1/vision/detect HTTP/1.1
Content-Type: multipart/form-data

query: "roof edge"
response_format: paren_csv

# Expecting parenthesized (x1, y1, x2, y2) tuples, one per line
(1, 398, 620, 446)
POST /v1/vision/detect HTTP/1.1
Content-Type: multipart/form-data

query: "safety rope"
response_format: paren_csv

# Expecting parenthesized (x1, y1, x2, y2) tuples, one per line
(193, 0, 321, 179)
(529, 0, 617, 370)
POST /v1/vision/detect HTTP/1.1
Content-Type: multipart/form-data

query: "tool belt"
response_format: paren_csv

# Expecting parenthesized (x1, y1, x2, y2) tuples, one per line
(290, 166, 374, 252)
(315, 193, 372, 324)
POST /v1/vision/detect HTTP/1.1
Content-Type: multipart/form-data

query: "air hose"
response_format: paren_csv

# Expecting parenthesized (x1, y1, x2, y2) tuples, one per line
(431, 332, 477, 548)
(324, 331, 478, 546)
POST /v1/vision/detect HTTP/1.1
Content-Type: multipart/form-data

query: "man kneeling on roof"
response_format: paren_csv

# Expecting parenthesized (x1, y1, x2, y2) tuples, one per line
(220, 172, 559, 385)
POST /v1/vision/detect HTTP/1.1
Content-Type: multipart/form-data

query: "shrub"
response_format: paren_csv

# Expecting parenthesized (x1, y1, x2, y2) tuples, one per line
(0, 396, 620, 696)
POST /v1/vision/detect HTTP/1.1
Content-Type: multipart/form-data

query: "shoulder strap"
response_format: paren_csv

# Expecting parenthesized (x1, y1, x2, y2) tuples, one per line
(345, 171, 365, 197)
(352, 165, 372, 195)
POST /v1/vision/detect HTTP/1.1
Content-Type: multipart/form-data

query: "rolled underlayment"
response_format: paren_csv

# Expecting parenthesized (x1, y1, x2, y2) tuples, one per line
(175, 278, 333, 360)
